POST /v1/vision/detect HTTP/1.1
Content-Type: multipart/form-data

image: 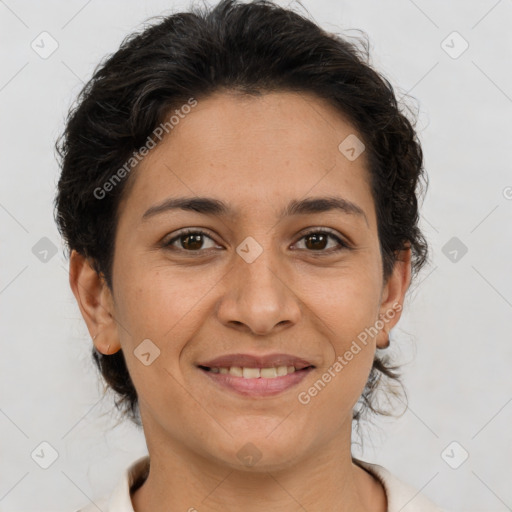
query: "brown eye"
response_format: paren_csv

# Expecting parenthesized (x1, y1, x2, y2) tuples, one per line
(181, 233, 205, 251)
(294, 230, 349, 253)
(304, 232, 329, 250)
(165, 230, 219, 252)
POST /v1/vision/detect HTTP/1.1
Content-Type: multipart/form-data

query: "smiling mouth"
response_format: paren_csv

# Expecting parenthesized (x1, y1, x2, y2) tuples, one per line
(197, 363, 315, 397)
(198, 364, 314, 378)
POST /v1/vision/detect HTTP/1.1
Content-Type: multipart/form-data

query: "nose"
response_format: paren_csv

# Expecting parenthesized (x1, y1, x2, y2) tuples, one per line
(215, 244, 302, 336)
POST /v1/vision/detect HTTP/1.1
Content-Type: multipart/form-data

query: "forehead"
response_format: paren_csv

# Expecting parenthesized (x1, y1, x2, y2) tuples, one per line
(118, 90, 375, 225)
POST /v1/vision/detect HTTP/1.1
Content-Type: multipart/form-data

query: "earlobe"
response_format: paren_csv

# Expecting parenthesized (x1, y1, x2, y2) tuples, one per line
(69, 250, 122, 355)
(376, 247, 412, 349)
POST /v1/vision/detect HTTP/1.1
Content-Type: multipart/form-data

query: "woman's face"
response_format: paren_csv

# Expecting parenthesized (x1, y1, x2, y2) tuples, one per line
(78, 90, 410, 471)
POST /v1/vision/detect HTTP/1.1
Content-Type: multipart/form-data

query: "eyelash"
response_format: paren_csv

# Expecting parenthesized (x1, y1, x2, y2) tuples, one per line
(163, 228, 350, 255)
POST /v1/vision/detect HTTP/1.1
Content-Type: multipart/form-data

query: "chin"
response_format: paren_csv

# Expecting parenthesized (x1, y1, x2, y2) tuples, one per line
(209, 429, 311, 473)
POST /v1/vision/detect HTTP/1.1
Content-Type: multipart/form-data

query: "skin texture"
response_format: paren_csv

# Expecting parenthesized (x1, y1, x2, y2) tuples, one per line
(70, 90, 411, 512)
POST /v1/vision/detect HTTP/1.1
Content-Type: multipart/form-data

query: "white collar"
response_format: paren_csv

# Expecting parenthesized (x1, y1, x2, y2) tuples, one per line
(354, 458, 444, 511)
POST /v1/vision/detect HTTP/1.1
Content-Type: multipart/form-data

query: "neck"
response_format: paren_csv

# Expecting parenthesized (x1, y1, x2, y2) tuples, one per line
(131, 421, 386, 512)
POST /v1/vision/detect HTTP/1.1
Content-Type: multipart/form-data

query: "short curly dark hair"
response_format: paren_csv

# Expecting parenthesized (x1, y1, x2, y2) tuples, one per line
(54, 0, 429, 426)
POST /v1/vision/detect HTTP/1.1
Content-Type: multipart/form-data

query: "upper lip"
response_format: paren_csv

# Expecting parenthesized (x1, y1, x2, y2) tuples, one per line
(197, 353, 315, 370)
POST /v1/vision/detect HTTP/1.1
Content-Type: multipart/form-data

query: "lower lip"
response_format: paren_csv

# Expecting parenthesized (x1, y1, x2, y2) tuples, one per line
(199, 367, 314, 397)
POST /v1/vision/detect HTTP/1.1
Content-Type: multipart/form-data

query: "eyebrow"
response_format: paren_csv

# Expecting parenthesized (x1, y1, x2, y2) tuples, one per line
(142, 195, 368, 225)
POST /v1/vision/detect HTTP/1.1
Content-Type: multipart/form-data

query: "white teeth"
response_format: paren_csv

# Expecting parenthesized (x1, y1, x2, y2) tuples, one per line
(243, 367, 260, 378)
(276, 365, 288, 376)
(209, 365, 301, 378)
(260, 367, 277, 378)
(229, 366, 243, 377)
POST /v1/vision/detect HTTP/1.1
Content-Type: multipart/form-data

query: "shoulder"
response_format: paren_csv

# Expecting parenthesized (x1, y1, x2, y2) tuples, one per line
(354, 459, 447, 512)
(74, 456, 150, 512)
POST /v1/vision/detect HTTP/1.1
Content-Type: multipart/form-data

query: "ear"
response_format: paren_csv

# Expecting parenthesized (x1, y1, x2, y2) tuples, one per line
(69, 249, 121, 355)
(376, 247, 412, 349)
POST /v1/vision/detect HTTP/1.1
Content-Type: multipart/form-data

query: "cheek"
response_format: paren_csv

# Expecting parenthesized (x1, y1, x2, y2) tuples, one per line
(304, 264, 380, 400)
(111, 272, 196, 417)
(308, 264, 382, 341)
(115, 265, 211, 341)
(111, 264, 216, 395)
(304, 325, 376, 421)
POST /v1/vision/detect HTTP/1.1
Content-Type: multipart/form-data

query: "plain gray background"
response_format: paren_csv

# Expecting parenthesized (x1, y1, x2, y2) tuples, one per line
(1, 0, 511, 511)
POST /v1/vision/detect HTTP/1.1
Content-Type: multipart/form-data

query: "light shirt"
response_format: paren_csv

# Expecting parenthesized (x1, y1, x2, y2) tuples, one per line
(75, 456, 445, 511)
